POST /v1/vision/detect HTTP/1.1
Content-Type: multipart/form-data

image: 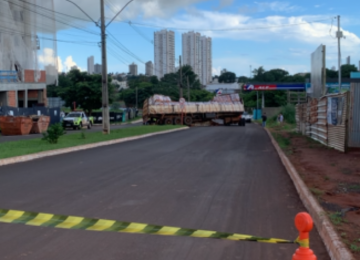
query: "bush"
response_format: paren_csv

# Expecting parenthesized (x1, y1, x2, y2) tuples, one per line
(42, 123, 66, 144)
(279, 104, 296, 124)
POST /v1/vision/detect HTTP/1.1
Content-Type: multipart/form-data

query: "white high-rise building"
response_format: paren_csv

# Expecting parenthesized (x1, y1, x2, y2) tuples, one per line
(87, 56, 94, 74)
(154, 30, 175, 79)
(182, 31, 212, 85)
(182, 31, 202, 82)
(129, 62, 138, 76)
(145, 61, 154, 76)
(200, 36, 212, 85)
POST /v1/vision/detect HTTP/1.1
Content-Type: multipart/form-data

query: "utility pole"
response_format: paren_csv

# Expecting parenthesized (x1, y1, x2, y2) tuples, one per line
(262, 91, 265, 109)
(337, 15, 343, 93)
(179, 55, 183, 99)
(66, 0, 134, 135)
(136, 87, 138, 109)
(186, 76, 190, 101)
(100, 0, 110, 134)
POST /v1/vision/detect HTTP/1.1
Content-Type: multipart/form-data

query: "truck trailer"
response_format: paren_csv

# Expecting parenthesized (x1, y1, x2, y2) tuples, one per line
(142, 94, 246, 126)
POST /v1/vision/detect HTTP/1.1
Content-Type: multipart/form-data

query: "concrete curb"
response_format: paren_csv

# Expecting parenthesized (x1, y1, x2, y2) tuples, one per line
(0, 127, 189, 167)
(264, 128, 354, 260)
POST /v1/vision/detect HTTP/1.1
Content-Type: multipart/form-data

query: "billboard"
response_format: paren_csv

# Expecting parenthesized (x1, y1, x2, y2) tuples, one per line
(243, 83, 305, 91)
(309, 45, 326, 98)
(305, 83, 351, 94)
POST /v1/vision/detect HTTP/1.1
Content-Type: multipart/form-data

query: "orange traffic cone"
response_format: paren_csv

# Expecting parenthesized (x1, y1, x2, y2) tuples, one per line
(292, 212, 317, 260)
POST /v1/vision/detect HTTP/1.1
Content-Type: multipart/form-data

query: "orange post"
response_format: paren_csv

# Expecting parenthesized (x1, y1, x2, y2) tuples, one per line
(292, 212, 317, 260)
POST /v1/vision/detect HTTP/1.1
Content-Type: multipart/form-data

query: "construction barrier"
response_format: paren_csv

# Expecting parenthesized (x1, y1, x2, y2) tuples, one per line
(0, 209, 317, 259)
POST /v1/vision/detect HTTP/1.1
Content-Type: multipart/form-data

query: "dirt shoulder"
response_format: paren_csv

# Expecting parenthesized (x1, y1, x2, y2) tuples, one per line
(268, 122, 360, 258)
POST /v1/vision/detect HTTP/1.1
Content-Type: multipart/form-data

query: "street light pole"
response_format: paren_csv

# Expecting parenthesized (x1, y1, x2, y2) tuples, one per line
(337, 15, 343, 93)
(65, 0, 134, 135)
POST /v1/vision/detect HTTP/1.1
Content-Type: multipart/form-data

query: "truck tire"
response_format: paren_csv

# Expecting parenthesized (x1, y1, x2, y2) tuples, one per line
(174, 117, 182, 125)
(184, 116, 192, 126)
(238, 119, 245, 126)
(164, 118, 173, 125)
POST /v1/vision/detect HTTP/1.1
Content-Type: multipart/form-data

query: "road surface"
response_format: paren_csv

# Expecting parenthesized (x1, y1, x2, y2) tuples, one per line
(0, 123, 142, 143)
(0, 124, 330, 260)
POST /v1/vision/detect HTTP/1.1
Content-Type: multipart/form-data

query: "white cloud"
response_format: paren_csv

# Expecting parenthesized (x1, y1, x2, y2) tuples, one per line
(148, 11, 360, 54)
(38, 48, 56, 64)
(62, 56, 83, 72)
(254, 1, 301, 12)
(212, 66, 222, 76)
(57, 57, 63, 72)
(54, 0, 206, 30)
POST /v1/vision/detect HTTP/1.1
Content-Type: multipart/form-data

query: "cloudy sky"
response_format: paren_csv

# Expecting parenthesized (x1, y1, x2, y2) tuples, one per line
(53, 0, 360, 77)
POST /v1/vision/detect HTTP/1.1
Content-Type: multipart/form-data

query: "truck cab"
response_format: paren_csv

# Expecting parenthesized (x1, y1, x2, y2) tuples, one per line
(62, 112, 93, 130)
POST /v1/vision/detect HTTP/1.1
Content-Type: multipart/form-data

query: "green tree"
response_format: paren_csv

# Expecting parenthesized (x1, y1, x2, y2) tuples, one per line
(57, 69, 115, 115)
(341, 64, 358, 78)
(219, 71, 236, 83)
(238, 76, 249, 83)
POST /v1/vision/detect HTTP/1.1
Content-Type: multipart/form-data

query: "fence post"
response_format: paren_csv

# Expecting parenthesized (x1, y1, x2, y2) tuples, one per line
(292, 212, 317, 260)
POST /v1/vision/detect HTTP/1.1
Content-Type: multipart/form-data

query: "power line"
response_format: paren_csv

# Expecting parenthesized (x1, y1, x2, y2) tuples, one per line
(17, 0, 93, 22)
(4, 0, 99, 35)
(0, 26, 98, 45)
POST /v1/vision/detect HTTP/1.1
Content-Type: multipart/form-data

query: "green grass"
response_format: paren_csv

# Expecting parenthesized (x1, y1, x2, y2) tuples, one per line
(0, 125, 185, 159)
(271, 133, 291, 149)
(328, 212, 346, 226)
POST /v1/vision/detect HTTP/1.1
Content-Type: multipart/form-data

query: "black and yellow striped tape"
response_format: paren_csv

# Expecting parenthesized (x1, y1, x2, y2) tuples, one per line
(0, 209, 301, 245)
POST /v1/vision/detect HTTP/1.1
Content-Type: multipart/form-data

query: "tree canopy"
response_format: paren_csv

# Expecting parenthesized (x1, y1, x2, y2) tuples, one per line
(120, 66, 212, 107)
(218, 71, 236, 83)
(47, 69, 116, 115)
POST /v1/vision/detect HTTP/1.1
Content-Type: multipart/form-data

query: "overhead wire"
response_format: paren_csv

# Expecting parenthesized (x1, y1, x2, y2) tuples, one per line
(4, 0, 100, 35)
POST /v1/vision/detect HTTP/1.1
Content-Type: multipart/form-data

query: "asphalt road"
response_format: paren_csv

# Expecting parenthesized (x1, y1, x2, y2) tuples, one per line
(0, 124, 330, 260)
(0, 122, 142, 143)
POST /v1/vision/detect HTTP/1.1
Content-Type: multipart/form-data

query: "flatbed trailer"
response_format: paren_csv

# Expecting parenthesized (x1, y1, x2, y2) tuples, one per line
(142, 94, 246, 126)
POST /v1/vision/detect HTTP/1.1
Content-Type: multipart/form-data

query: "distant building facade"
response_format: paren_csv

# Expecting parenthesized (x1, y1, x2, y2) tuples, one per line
(87, 56, 94, 74)
(129, 63, 138, 76)
(154, 30, 175, 79)
(94, 63, 102, 74)
(145, 61, 154, 76)
(182, 31, 212, 85)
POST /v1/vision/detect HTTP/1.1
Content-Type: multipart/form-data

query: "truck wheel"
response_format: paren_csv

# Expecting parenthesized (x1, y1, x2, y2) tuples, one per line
(174, 117, 182, 125)
(87, 122, 92, 129)
(184, 116, 192, 126)
(164, 118, 173, 125)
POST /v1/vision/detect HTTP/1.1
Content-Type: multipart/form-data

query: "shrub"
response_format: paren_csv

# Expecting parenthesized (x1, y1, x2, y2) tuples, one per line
(42, 123, 66, 144)
(280, 104, 296, 124)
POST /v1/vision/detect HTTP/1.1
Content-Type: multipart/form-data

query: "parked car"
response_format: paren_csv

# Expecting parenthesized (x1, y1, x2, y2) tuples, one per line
(243, 112, 252, 122)
(62, 112, 94, 130)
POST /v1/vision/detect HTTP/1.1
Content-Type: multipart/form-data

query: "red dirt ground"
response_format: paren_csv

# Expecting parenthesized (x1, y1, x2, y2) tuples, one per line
(270, 124, 360, 258)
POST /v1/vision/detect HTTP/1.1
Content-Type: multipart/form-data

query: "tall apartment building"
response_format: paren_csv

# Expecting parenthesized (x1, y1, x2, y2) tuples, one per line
(145, 61, 154, 76)
(94, 64, 102, 74)
(182, 31, 212, 85)
(154, 30, 175, 79)
(200, 36, 212, 85)
(129, 63, 138, 76)
(87, 56, 94, 74)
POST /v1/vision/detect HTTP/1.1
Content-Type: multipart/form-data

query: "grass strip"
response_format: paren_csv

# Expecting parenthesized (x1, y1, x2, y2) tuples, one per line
(0, 125, 185, 159)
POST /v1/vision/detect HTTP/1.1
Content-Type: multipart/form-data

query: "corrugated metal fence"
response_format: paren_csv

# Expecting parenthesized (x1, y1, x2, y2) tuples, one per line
(296, 92, 349, 152)
(348, 83, 360, 147)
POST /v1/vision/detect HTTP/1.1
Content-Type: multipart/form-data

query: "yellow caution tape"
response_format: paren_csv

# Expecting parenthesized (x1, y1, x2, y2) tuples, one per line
(0, 209, 298, 245)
